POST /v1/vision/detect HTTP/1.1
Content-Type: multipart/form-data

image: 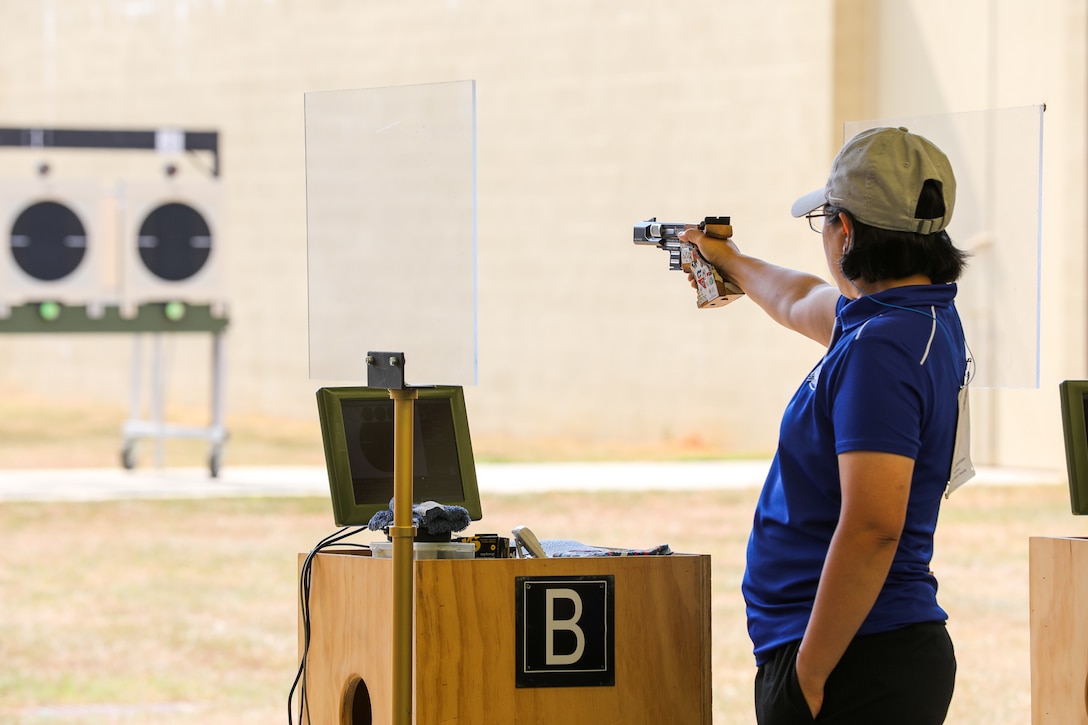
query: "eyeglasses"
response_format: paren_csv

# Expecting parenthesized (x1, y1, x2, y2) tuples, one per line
(805, 208, 837, 233)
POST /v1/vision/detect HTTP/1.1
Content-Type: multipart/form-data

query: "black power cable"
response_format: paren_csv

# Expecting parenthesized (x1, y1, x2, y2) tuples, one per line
(289, 526, 368, 725)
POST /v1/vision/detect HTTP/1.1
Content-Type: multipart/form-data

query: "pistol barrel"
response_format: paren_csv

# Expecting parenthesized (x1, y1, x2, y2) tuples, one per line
(633, 218, 690, 246)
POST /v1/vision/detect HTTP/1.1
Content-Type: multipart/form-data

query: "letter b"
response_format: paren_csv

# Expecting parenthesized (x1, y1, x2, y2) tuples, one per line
(545, 588, 585, 666)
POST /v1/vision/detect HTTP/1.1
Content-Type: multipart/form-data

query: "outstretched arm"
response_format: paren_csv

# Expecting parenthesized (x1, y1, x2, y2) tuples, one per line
(680, 227, 839, 346)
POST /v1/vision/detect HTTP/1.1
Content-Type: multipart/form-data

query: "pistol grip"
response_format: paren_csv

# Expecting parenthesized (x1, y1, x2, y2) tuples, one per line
(685, 222, 744, 308)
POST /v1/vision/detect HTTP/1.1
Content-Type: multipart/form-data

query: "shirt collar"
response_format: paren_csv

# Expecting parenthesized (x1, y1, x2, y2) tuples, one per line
(838, 283, 958, 332)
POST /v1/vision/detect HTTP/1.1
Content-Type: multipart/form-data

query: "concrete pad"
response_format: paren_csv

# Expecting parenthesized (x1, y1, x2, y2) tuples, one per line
(0, 461, 1065, 503)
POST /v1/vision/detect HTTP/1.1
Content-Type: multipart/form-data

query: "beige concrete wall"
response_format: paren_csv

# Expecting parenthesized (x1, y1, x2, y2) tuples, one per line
(0, 0, 1081, 467)
(857, 0, 1088, 469)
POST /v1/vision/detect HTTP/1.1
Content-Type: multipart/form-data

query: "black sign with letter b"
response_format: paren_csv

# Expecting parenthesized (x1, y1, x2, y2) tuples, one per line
(515, 575, 615, 688)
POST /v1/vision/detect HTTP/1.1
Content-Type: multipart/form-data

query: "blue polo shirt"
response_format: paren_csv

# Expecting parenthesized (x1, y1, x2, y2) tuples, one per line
(743, 284, 967, 665)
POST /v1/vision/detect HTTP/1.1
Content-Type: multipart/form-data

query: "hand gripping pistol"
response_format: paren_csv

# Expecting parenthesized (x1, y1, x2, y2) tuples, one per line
(633, 216, 744, 308)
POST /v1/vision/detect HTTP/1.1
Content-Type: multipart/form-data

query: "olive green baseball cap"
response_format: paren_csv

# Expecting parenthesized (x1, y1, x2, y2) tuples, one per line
(791, 126, 956, 234)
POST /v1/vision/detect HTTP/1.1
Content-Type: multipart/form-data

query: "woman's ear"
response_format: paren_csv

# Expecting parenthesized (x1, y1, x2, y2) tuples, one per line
(839, 212, 853, 253)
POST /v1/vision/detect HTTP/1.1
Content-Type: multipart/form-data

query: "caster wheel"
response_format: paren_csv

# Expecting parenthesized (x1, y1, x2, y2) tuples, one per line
(121, 445, 137, 470)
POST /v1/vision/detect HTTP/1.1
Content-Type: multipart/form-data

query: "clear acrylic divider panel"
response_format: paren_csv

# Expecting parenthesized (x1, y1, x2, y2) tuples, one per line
(305, 81, 477, 385)
(846, 105, 1044, 389)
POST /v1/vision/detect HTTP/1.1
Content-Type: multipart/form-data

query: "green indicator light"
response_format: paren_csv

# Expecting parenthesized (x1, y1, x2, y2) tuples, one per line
(39, 301, 61, 321)
(164, 301, 186, 321)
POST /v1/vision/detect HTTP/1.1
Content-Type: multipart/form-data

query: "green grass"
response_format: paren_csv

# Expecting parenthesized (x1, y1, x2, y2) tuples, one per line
(0, 484, 1083, 723)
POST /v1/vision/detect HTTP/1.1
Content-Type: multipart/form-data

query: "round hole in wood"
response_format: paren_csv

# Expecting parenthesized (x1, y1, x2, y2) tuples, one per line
(340, 674, 372, 725)
(1083, 669, 1088, 717)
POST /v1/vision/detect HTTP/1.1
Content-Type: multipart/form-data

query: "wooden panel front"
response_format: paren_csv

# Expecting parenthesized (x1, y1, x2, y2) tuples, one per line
(300, 552, 712, 725)
(414, 556, 711, 724)
(1029, 536, 1088, 724)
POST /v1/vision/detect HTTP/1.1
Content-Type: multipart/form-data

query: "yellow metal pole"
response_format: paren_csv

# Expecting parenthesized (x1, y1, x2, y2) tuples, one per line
(389, 387, 417, 725)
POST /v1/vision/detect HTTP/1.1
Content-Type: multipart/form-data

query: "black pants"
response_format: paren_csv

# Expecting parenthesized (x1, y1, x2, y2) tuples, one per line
(754, 622, 956, 725)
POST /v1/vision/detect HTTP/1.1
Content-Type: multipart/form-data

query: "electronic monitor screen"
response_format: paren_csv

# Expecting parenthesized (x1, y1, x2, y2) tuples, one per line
(316, 385, 483, 527)
(1058, 380, 1088, 515)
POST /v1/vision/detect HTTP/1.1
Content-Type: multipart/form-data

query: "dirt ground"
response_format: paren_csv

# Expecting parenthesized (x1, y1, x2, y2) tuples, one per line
(0, 390, 1085, 723)
(1, 484, 1084, 724)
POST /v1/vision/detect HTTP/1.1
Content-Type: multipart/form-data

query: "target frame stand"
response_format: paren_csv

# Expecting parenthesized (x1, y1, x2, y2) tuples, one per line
(0, 126, 227, 476)
(120, 307, 229, 478)
(0, 302, 229, 477)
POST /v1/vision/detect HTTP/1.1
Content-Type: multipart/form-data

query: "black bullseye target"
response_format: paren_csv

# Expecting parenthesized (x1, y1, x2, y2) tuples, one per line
(136, 202, 212, 282)
(9, 200, 88, 282)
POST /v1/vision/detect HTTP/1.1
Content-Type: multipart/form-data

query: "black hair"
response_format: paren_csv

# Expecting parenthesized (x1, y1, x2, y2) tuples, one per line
(831, 180, 970, 284)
